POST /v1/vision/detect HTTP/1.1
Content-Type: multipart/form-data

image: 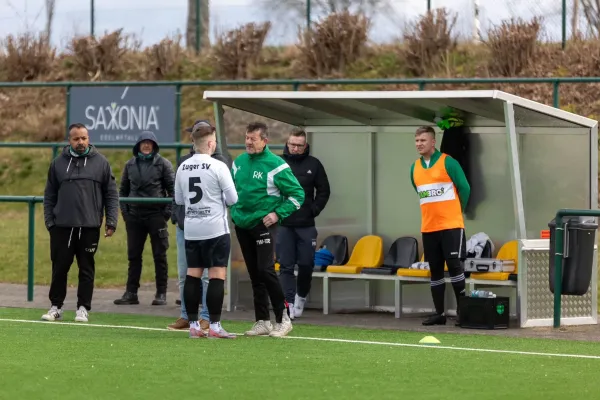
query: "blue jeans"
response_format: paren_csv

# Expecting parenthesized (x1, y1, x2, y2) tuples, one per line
(176, 226, 209, 320)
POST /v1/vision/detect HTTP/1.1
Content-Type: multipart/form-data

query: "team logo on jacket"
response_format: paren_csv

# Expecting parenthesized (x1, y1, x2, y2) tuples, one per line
(418, 187, 445, 199)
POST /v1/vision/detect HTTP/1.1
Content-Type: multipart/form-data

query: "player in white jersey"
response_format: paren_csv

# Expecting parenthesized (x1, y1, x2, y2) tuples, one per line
(174, 124, 238, 339)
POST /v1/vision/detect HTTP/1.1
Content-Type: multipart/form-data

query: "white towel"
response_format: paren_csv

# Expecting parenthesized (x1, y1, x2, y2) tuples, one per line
(466, 232, 495, 258)
(410, 262, 430, 270)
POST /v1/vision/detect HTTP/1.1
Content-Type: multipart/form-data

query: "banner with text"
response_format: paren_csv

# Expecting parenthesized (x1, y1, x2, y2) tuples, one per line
(68, 86, 177, 144)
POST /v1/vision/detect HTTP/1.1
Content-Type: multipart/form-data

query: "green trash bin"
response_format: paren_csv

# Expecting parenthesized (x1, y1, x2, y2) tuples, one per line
(548, 217, 598, 296)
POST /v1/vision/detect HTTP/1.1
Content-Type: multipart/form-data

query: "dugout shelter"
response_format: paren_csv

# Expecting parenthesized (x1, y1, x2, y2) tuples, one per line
(203, 89, 598, 328)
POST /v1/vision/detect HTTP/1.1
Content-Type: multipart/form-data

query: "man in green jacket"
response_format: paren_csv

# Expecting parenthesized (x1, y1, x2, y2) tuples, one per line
(231, 122, 305, 338)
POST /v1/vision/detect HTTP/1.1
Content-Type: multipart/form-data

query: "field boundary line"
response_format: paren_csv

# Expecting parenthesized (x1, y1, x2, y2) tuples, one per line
(1, 317, 600, 360)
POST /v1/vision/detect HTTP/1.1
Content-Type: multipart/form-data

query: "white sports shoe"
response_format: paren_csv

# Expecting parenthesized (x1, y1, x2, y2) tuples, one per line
(269, 312, 293, 337)
(287, 302, 295, 320)
(75, 306, 89, 322)
(244, 320, 273, 336)
(41, 306, 63, 321)
(294, 295, 306, 318)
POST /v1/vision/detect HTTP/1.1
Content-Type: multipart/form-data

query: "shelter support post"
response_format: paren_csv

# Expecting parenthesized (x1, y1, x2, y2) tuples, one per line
(213, 102, 233, 312)
(503, 101, 527, 239)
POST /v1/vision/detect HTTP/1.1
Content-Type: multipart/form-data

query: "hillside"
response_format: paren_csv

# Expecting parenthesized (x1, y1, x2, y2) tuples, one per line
(1, 11, 600, 146)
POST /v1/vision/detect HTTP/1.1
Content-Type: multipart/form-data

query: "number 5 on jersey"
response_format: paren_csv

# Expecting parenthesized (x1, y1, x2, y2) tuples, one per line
(189, 177, 203, 204)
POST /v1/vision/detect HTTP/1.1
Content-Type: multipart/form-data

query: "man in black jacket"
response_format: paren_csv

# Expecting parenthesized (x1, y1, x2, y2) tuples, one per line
(167, 119, 232, 331)
(114, 131, 175, 306)
(277, 128, 330, 319)
(42, 123, 119, 323)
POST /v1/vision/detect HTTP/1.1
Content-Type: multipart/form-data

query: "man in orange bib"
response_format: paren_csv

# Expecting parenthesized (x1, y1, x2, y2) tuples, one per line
(410, 126, 471, 326)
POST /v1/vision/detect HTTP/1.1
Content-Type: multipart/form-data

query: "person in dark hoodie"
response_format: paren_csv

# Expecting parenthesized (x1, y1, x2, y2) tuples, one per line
(113, 131, 175, 306)
(41, 123, 119, 323)
(276, 128, 330, 319)
(167, 119, 232, 331)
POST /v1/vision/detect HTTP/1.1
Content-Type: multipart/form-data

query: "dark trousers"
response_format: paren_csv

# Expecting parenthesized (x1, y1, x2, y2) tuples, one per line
(276, 225, 318, 303)
(49, 226, 101, 311)
(125, 214, 169, 294)
(235, 223, 286, 321)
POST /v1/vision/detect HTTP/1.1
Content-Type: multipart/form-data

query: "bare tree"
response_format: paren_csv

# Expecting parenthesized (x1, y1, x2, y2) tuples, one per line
(581, 0, 600, 36)
(187, 0, 210, 51)
(45, 0, 55, 44)
(262, 0, 393, 22)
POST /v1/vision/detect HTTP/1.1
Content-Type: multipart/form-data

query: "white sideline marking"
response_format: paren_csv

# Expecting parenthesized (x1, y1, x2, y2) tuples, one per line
(1, 318, 599, 360)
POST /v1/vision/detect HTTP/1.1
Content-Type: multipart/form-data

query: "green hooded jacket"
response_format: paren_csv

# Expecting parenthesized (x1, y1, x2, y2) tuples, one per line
(230, 146, 305, 229)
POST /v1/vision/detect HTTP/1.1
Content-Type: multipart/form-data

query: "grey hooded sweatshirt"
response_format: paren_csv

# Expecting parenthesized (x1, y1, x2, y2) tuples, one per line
(43, 145, 119, 230)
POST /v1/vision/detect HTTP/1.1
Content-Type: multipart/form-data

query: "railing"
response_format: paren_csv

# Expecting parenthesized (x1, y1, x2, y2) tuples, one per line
(3, 76, 600, 118)
(0, 196, 172, 302)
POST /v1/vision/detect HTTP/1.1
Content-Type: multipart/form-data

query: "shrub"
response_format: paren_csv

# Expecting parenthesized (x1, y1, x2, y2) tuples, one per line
(210, 22, 271, 80)
(297, 11, 370, 77)
(485, 17, 541, 77)
(401, 8, 458, 77)
(0, 33, 56, 81)
(67, 29, 140, 81)
(144, 34, 187, 80)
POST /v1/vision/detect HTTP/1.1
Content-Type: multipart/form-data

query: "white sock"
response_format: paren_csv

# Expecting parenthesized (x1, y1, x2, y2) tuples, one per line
(190, 321, 200, 329)
(210, 321, 222, 331)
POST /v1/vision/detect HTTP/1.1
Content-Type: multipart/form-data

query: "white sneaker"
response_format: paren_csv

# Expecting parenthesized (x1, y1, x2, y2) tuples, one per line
(244, 320, 273, 336)
(74, 306, 89, 322)
(287, 302, 295, 320)
(41, 306, 63, 321)
(269, 313, 293, 337)
(294, 295, 306, 318)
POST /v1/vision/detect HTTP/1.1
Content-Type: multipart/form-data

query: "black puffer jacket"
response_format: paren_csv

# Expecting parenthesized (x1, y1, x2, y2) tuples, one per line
(280, 143, 330, 227)
(119, 131, 175, 219)
(43, 145, 119, 230)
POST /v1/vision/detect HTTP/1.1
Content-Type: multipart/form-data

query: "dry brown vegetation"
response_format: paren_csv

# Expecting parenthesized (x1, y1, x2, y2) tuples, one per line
(1, 9, 600, 143)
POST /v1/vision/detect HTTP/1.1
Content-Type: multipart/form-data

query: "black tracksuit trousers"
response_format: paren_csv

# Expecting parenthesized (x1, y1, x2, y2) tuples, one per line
(49, 226, 101, 311)
(235, 223, 286, 322)
(125, 214, 169, 294)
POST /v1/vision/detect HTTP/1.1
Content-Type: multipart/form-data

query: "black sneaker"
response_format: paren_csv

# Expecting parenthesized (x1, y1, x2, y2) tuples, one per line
(422, 314, 447, 326)
(113, 291, 139, 305)
(152, 293, 167, 306)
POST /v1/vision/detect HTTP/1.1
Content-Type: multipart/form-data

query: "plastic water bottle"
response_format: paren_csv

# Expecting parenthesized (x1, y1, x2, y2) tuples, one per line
(471, 290, 496, 298)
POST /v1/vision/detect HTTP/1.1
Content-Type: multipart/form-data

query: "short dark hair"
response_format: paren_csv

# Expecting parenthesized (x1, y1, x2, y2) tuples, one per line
(415, 126, 435, 138)
(289, 128, 306, 139)
(246, 122, 268, 139)
(191, 125, 215, 140)
(68, 123, 87, 131)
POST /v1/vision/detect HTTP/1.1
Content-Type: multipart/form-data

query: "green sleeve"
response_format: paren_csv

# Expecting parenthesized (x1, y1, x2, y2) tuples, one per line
(445, 156, 470, 211)
(273, 165, 305, 220)
(410, 162, 417, 192)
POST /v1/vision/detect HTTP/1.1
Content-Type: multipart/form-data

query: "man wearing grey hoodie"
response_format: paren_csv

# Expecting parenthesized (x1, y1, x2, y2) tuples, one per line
(114, 131, 175, 306)
(42, 123, 119, 323)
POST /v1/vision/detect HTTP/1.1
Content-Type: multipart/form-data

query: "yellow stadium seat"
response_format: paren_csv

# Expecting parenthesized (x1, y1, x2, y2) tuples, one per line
(326, 235, 384, 274)
(470, 240, 518, 281)
(397, 268, 431, 278)
(275, 262, 280, 272)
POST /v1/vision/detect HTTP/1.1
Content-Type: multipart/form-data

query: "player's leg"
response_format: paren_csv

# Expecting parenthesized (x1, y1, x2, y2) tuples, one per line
(114, 218, 147, 305)
(276, 226, 297, 317)
(294, 226, 318, 318)
(253, 224, 291, 338)
(183, 239, 206, 338)
(74, 227, 101, 322)
(167, 225, 190, 330)
(235, 225, 272, 336)
(206, 234, 235, 339)
(422, 231, 447, 326)
(442, 228, 467, 324)
(148, 216, 169, 305)
(43, 227, 76, 321)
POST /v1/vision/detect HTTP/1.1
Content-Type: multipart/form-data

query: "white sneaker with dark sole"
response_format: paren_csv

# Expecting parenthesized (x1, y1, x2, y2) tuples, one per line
(75, 306, 89, 322)
(41, 306, 63, 321)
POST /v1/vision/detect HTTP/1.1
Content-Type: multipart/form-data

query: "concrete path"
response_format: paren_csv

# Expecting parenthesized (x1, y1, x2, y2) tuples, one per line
(1, 282, 599, 342)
